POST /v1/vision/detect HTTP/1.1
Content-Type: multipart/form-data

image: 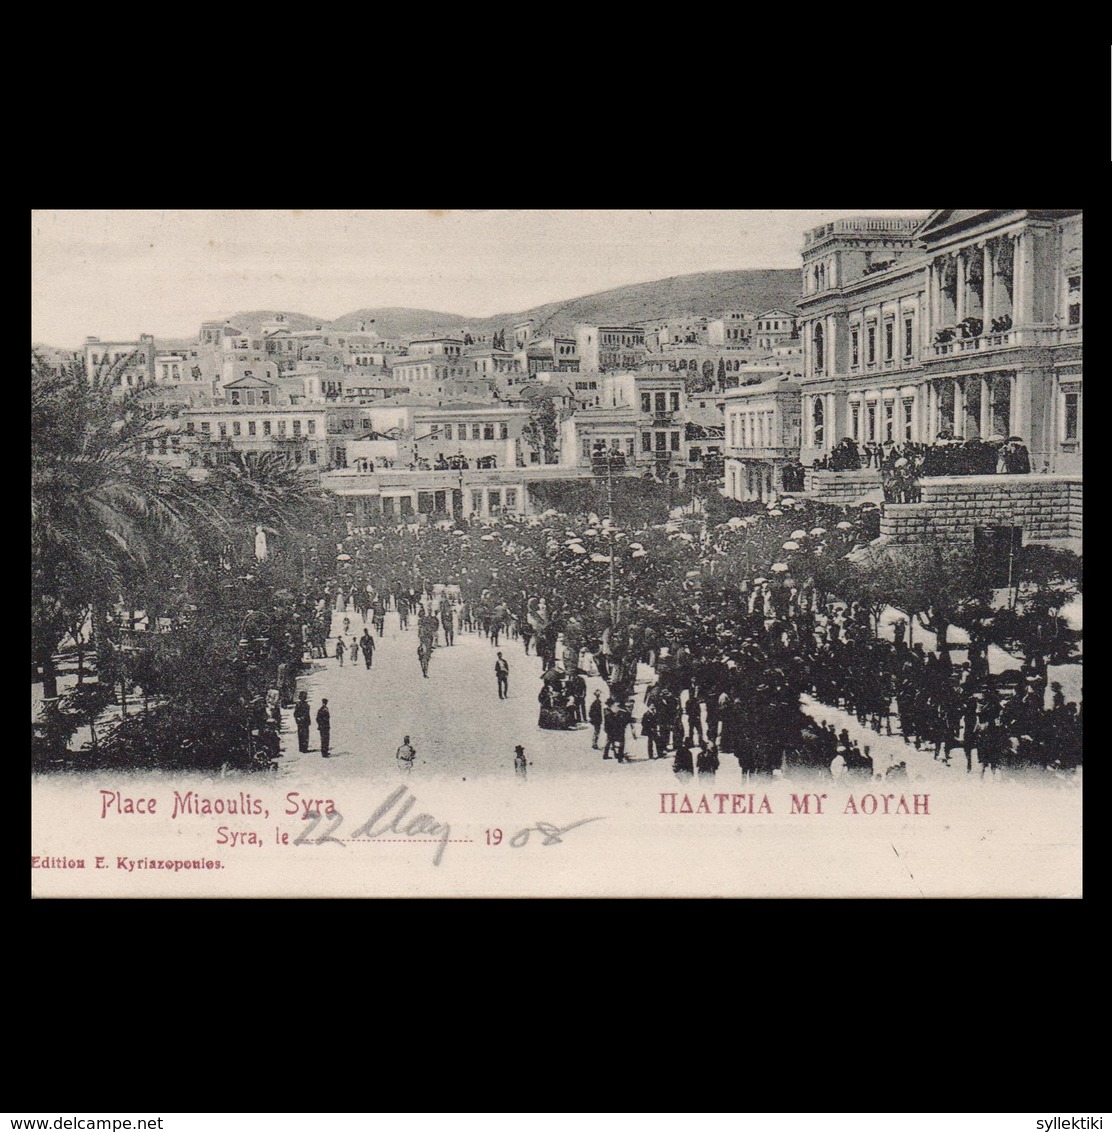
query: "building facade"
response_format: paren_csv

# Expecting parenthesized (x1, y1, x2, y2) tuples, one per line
(797, 210, 1082, 476)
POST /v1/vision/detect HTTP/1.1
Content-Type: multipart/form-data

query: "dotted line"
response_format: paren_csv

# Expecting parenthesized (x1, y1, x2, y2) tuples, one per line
(345, 839, 475, 843)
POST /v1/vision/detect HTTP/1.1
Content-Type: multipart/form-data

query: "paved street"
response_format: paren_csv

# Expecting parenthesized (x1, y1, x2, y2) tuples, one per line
(275, 602, 1082, 785)
(277, 608, 660, 782)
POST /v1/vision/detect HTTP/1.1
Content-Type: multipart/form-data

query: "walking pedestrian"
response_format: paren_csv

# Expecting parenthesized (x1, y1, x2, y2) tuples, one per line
(316, 698, 331, 758)
(396, 734, 416, 772)
(495, 652, 509, 699)
(360, 628, 375, 669)
(334, 636, 345, 666)
(350, 636, 360, 665)
(514, 744, 527, 778)
(294, 690, 311, 753)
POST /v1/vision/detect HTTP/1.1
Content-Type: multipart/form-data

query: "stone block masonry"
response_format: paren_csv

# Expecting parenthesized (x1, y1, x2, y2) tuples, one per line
(802, 468, 882, 504)
(880, 475, 1081, 547)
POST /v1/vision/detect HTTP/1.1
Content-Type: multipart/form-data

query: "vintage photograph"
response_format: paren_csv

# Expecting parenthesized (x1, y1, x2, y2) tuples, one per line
(31, 209, 1083, 897)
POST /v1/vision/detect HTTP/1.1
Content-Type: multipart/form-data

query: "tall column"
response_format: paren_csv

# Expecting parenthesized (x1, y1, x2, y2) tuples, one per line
(926, 261, 936, 338)
(954, 378, 965, 437)
(926, 382, 936, 438)
(1012, 232, 1024, 326)
(983, 242, 995, 329)
(955, 251, 967, 325)
(980, 376, 992, 437)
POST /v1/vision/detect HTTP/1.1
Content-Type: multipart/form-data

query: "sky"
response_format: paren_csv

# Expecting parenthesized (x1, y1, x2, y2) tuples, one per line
(31, 209, 930, 346)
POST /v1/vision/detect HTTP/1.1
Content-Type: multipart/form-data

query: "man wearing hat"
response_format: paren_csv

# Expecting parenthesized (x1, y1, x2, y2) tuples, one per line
(588, 690, 603, 749)
(316, 698, 331, 758)
(294, 690, 312, 753)
(495, 652, 510, 699)
(514, 745, 527, 778)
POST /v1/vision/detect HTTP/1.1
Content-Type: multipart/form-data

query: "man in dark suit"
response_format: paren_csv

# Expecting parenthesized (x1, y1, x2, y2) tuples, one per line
(293, 691, 311, 753)
(495, 652, 509, 699)
(588, 691, 603, 749)
(316, 698, 331, 758)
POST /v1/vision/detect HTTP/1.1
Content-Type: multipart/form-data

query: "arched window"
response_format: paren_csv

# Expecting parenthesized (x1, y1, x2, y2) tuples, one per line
(813, 323, 825, 372)
(813, 398, 825, 448)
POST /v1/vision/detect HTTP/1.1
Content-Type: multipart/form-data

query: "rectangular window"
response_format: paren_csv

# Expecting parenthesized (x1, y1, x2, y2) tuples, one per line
(670, 431, 680, 452)
(471, 491, 483, 513)
(307, 420, 316, 435)
(278, 420, 287, 436)
(655, 432, 666, 451)
(884, 401, 894, 442)
(381, 496, 395, 517)
(444, 424, 453, 441)
(851, 405, 861, 440)
(261, 390, 271, 405)
(499, 423, 508, 440)
(851, 329, 859, 367)
(641, 432, 652, 453)
(308, 449, 317, 464)
(885, 322, 894, 361)
(186, 421, 196, 434)
(655, 392, 666, 413)
(505, 488, 518, 510)
(263, 420, 271, 435)
(471, 424, 481, 440)
(1064, 391, 1079, 440)
(483, 424, 495, 440)
(343, 419, 354, 431)
(641, 392, 651, 413)
(201, 421, 210, 434)
(248, 421, 256, 436)
(903, 398, 914, 441)
(583, 439, 592, 460)
(233, 421, 242, 437)
(670, 391, 680, 412)
(626, 438, 634, 458)
(219, 422, 228, 438)
(867, 403, 876, 441)
(904, 318, 914, 357)
(293, 420, 302, 435)
(867, 327, 876, 364)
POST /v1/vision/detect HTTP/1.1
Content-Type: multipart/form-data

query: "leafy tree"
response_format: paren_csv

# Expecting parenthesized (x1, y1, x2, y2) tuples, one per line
(522, 395, 559, 464)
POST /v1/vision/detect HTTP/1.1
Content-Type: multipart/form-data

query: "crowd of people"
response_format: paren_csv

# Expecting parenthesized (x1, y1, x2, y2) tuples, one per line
(232, 485, 1080, 780)
(817, 434, 1032, 481)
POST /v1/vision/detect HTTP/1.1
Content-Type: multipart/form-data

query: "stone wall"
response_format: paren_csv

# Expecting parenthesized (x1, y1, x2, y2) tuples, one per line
(802, 468, 882, 503)
(880, 475, 1082, 546)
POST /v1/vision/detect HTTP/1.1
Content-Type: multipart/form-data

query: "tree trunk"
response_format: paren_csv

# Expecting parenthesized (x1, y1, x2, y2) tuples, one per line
(41, 655, 59, 701)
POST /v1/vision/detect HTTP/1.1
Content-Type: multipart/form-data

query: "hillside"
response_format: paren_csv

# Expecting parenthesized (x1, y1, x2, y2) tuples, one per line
(36, 268, 804, 353)
(464, 268, 802, 338)
(329, 307, 477, 339)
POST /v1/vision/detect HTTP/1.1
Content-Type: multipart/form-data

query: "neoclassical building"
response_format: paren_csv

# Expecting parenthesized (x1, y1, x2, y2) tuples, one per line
(797, 210, 1082, 475)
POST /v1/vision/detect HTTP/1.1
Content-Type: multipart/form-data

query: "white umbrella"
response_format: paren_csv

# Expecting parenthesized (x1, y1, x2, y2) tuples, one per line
(631, 549, 647, 558)
(629, 542, 643, 550)
(836, 521, 853, 530)
(753, 577, 768, 585)
(781, 496, 795, 504)
(453, 530, 465, 536)
(791, 530, 807, 540)
(590, 553, 612, 563)
(337, 553, 352, 562)
(568, 544, 587, 554)
(727, 517, 744, 528)
(771, 563, 789, 572)
(810, 527, 827, 537)
(782, 541, 800, 551)
(584, 529, 598, 537)
(768, 509, 783, 516)
(480, 534, 496, 541)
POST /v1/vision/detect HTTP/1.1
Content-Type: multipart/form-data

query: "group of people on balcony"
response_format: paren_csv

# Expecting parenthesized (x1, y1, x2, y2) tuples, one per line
(934, 313, 1012, 345)
(813, 433, 1032, 494)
